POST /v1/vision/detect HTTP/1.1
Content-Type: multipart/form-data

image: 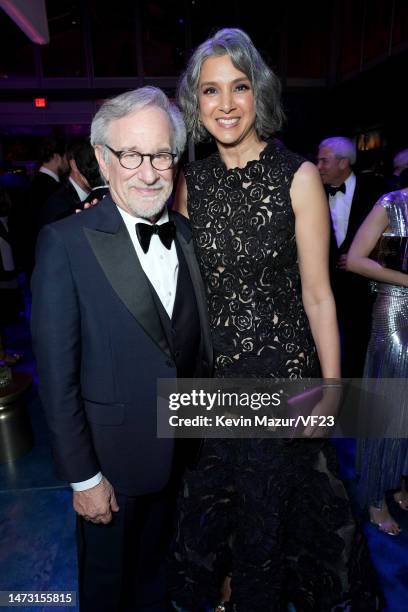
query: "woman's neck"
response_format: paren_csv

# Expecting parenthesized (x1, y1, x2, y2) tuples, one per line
(218, 135, 267, 170)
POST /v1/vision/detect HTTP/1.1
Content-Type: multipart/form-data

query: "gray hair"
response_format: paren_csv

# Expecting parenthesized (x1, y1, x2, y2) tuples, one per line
(90, 86, 186, 161)
(177, 28, 285, 143)
(393, 148, 408, 172)
(319, 136, 357, 165)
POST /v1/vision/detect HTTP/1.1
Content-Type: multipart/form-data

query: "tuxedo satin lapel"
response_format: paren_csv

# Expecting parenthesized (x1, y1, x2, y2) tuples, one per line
(174, 226, 213, 372)
(84, 222, 171, 358)
(343, 183, 361, 249)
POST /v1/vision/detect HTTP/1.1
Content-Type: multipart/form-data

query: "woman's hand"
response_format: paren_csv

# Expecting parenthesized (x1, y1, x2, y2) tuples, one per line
(302, 385, 342, 438)
(75, 197, 104, 214)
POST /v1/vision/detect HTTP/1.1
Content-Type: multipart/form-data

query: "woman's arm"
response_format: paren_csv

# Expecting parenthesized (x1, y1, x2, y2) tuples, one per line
(291, 161, 340, 378)
(172, 170, 189, 218)
(346, 203, 408, 287)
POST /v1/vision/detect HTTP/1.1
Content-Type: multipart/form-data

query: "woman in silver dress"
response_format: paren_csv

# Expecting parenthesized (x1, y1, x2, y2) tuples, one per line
(347, 187, 408, 535)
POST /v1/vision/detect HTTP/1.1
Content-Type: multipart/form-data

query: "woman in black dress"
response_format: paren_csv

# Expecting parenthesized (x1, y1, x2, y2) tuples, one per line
(170, 28, 382, 611)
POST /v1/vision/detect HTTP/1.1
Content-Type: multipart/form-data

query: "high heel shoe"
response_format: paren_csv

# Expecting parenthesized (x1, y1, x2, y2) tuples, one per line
(370, 517, 401, 535)
(369, 505, 401, 536)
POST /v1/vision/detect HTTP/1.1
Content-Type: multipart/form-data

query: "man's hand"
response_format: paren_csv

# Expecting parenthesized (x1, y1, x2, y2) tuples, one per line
(73, 476, 119, 524)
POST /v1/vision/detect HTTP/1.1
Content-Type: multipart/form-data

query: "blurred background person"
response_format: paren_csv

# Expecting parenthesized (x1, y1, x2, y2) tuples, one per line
(317, 136, 385, 376)
(18, 136, 68, 279)
(347, 186, 408, 535)
(77, 142, 109, 206)
(38, 137, 91, 227)
(387, 148, 408, 192)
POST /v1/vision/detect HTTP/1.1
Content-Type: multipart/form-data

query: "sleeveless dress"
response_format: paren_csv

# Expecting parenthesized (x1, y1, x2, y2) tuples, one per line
(170, 140, 383, 611)
(357, 191, 408, 508)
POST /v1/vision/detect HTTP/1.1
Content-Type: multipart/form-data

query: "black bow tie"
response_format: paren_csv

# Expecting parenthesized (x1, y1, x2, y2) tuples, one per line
(327, 183, 346, 197)
(136, 221, 176, 254)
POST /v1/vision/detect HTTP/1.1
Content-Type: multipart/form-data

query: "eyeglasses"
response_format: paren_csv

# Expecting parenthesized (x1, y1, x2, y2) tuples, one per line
(105, 145, 177, 171)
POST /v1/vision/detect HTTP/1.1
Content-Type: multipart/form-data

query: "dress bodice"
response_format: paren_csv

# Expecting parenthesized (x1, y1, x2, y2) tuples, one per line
(373, 190, 408, 296)
(185, 139, 318, 378)
(381, 190, 408, 236)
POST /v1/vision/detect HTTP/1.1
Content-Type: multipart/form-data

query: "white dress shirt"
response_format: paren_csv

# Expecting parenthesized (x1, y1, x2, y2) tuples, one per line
(328, 172, 356, 247)
(71, 205, 178, 492)
(118, 206, 179, 317)
(39, 167, 60, 182)
(69, 177, 89, 202)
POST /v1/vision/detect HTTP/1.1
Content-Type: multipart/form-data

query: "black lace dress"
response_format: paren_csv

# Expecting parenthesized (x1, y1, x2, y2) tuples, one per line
(170, 140, 383, 611)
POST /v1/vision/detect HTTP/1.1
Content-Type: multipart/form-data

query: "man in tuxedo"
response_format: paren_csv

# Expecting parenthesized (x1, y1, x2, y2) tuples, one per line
(31, 87, 212, 611)
(30, 136, 68, 202)
(19, 136, 68, 277)
(317, 136, 384, 377)
(38, 138, 92, 227)
(77, 142, 110, 205)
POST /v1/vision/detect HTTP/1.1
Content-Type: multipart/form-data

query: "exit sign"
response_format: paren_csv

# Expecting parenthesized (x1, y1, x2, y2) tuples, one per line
(34, 97, 47, 108)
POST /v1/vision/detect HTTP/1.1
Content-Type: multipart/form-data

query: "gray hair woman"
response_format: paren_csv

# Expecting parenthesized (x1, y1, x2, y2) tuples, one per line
(178, 27, 284, 143)
(170, 27, 383, 612)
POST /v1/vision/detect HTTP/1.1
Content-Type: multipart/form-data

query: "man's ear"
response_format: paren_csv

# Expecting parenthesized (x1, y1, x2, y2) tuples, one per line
(94, 146, 109, 183)
(339, 158, 349, 172)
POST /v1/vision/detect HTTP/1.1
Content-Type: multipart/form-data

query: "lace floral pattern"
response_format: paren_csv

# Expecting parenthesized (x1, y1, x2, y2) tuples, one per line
(170, 140, 383, 611)
(186, 139, 318, 379)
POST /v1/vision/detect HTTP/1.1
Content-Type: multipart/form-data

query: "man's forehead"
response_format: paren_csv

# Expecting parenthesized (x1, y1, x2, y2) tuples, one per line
(112, 107, 170, 128)
(108, 108, 172, 148)
(318, 147, 337, 160)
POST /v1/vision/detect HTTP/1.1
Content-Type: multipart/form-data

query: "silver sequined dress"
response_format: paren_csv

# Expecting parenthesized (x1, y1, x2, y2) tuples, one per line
(358, 190, 408, 508)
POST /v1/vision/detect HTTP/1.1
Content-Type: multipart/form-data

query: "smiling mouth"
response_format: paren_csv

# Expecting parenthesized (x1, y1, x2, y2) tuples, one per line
(216, 117, 240, 127)
(131, 187, 161, 197)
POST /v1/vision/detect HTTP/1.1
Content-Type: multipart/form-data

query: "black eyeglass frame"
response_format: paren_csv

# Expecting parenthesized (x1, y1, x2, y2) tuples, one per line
(105, 145, 177, 170)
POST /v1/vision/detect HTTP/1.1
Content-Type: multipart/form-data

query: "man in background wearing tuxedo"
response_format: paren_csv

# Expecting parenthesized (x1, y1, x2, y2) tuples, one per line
(19, 136, 68, 278)
(317, 136, 384, 377)
(38, 138, 92, 227)
(31, 87, 212, 611)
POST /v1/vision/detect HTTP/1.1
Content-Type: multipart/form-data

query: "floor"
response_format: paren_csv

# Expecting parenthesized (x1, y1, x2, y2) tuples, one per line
(0, 307, 407, 612)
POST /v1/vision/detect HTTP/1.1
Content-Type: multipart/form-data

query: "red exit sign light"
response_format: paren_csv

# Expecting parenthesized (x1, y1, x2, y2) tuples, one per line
(34, 97, 47, 108)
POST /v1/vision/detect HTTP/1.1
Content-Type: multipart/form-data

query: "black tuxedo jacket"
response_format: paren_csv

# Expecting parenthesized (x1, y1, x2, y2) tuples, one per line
(328, 174, 385, 376)
(38, 180, 81, 228)
(29, 171, 61, 208)
(329, 174, 385, 267)
(31, 196, 213, 496)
